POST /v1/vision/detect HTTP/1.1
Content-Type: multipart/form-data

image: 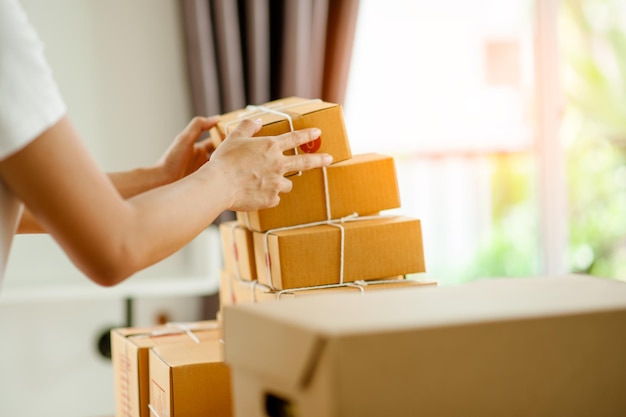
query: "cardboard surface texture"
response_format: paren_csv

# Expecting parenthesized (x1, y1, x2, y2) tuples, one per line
(210, 96, 351, 165)
(253, 216, 425, 290)
(237, 153, 400, 232)
(149, 339, 232, 417)
(224, 275, 626, 417)
(219, 221, 256, 281)
(111, 321, 219, 417)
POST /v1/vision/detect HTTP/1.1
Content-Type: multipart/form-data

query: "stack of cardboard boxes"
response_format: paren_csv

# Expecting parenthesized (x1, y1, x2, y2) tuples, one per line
(215, 96, 433, 309)
(110, 321, 232, 417)
(110, 97, 433, 417)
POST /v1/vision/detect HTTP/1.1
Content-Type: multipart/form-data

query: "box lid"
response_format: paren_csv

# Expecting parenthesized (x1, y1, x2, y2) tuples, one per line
(151, 339, 224, 367)
(224, 275, 626, 385)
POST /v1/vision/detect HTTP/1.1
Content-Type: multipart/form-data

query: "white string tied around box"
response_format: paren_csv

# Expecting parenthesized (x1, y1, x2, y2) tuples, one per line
(245, 104, 303, 178)
(274, 281, 365, 300)
(222, 98, 322, 136)
(148, 404, 163, 417)
(272, 276, 414, 300)
(262, 212, 388, 291)
(250, 279, 273, 303)
(163, 321, 218, 344)
(127, 321, 216, 343)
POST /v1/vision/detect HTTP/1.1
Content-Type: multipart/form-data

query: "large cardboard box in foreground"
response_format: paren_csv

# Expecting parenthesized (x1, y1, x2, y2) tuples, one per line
(237, 153, 400, 232)
(224, 275, 626, 417)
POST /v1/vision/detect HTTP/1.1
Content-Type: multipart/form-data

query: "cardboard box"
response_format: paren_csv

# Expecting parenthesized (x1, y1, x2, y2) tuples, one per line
(264, 277, 437, 300)
(111, 321, 220, 417)
(219, 221, 256, 281)
(221, 269, 436, 305)
(210, 97, 352, 165)
(219, 269, 267, 308)
(219, 269, 237, 309)
(253, 216, 425, 290)
(237, 153, 400, 232)
(224, 275, 626, 417)
(149, 339, 232, 417)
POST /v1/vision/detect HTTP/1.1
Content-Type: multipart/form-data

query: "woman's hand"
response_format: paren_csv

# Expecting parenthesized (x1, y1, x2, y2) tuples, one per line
(205, 118, 333, 212)
(155, 115, 220, 183)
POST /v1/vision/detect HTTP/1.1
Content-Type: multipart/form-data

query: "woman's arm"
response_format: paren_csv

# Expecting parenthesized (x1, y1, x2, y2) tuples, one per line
(17, 116, 219, 233)
(0, 116, 330, 286)
(108, 116, 220, 198)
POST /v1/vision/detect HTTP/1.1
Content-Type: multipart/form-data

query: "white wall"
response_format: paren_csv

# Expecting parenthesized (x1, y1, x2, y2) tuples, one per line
(0, 2, 213, 416)
(20, 0, 194, 170)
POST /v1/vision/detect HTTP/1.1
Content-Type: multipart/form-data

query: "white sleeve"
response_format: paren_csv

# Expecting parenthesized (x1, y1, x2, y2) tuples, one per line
(0, 0, 67, 160)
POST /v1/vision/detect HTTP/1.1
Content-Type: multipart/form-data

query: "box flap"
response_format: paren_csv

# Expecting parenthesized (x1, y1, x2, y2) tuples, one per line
(151, 339, 224, 367)
(224, 304, 328, 389)
(224, 275, 626, 338)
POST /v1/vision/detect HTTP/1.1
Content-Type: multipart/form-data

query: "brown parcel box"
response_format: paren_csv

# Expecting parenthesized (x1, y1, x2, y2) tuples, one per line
(219, 221, 256, 281)
(237, 153, 400, 232)
(220, 269, 436, 306)
(210, 96, 351, 164)
(253, 216, 425, 290)
(149, 339, 232, 417)
(224, 275, 626, 417)
(111, 321, 220, 417)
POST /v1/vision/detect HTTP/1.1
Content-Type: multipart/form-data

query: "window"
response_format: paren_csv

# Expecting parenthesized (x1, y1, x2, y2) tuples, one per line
(560, 0, 626, 279)
(344, 0, 575, 284)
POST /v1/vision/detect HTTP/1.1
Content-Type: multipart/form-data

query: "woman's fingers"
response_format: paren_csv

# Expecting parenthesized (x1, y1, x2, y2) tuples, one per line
(226, 121, 322, 154)
(226, 118, 263, 140)
(209, 120, 334, 211)
(281, 153, 333, 175)
(177, 115, 220, 144)
(274, 127, 321, 152)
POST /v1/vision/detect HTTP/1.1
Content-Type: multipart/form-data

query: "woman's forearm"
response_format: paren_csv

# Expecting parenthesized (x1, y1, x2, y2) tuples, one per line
(18, 167, 168, 234)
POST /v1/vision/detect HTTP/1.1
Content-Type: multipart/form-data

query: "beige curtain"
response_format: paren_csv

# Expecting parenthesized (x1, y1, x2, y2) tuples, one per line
(180, 0, 360, 115)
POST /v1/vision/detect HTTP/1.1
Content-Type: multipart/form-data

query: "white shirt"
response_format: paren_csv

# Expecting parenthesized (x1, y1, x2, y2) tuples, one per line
(0, 0, 67, 287)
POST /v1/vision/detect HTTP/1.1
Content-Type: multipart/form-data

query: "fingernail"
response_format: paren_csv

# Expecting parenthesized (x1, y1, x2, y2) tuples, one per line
(312, 128, 321, 137)
(254, 118, 263, 124)
(323, 154, 333, 164)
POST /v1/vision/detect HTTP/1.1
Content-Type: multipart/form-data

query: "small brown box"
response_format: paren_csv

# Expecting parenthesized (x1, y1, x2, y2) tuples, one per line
(149, 339, 232, 417)
(238, 153, 400, 232)
(256, 277, 437, 301)
(210, 97, 352, 165)
(221, 270, 435, 305)
(111, 321, 220, 417)
(253, 216, 426, 290)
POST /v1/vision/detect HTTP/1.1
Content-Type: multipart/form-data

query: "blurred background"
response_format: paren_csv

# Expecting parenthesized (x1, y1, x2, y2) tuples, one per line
(344, 0, 626, 284)
(1, 0, 625, 416)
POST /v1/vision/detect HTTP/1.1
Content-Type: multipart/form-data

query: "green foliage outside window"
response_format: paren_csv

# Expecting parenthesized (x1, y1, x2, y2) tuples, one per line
(562, 0, 626, 279)
(460, 0, 626, 282)
(461, 154, 538, 282)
